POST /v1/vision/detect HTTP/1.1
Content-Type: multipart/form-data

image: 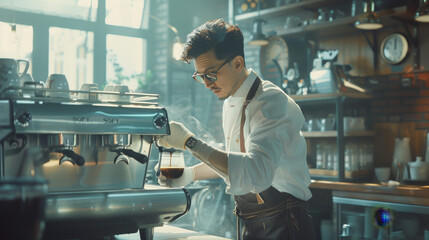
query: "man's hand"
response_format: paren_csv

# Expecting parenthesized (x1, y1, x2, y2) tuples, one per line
(158, 121, 194, 150)
(154, 164, 195, 187)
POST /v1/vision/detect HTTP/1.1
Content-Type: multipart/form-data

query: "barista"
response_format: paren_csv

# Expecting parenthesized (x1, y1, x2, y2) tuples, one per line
(156, 19, 316, 240)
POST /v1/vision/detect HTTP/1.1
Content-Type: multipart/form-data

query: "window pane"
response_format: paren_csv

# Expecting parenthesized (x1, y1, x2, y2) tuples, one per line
(105, 0, 148, 29)
(0, 0, 98, 21)
(49, 27, 94, 90)
(106, 35, 146, 90)
(0, 22, 33, 74)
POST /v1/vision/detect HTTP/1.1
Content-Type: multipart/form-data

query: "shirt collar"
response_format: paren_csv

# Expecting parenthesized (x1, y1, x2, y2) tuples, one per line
(227, 68, 258, 102)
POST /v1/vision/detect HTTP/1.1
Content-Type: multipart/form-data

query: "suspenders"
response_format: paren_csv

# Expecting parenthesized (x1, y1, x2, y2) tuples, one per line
(239, 77, 264, 204)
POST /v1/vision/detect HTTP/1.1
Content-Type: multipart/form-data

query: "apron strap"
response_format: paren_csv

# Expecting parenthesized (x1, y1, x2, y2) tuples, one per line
(237, 77, 261, 240)
(239, 76, 261, 152)
(239, 77, 263, 204)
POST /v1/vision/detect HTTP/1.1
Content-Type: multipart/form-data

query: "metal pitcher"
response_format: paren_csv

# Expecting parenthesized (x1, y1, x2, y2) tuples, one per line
(0, 58, 29, 98)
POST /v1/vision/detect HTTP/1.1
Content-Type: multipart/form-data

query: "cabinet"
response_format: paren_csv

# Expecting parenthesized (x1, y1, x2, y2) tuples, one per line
(333, 193, 429, 240)
(292, 92, 374, 181)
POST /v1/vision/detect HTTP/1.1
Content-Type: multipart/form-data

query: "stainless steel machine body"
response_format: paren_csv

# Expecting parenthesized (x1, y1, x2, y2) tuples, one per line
(0, 88, 190, 239)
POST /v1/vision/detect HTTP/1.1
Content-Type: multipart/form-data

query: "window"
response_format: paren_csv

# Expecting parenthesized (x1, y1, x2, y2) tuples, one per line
(106, 35, 146, 90)
(0, 0, 98, 21)
(105, 0, 148, 29)
(0, 0, 149, 90)
(0, 22, 33, 74)
(49, 27, 94, 90)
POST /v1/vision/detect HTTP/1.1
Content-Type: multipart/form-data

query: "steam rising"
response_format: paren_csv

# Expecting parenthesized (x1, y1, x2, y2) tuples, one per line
(159, 96, 234, 238)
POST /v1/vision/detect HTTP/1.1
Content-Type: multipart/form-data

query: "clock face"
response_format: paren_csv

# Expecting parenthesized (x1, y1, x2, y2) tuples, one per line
(260, 36, 289, 86)
(380, 33, 409, 65)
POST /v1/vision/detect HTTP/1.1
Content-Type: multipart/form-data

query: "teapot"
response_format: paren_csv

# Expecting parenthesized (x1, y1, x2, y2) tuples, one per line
(0, 58, 29, 98)
(409, 156, 429, 180)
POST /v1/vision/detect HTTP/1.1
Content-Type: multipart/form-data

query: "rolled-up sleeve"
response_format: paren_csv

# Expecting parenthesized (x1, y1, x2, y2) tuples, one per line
(225, 87, 304, 195)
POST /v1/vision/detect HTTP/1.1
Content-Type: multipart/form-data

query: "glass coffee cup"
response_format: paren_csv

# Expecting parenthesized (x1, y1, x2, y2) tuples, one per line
(158, 148, 185, 179)
(0, 177, 48, 240)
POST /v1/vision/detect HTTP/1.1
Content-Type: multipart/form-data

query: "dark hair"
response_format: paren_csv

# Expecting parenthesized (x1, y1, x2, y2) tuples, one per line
(181, 18, 245, 65)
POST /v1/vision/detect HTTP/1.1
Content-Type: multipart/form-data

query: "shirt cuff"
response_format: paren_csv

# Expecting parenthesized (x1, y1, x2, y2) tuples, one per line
(225, 152, 249, 195)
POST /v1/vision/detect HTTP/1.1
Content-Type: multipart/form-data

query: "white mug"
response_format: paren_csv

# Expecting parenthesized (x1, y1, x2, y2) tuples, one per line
(113, 84, 132, 102)
(101, 84, 116, 101)
(78, 83, 98, 100)
(46, 74, 70, 98)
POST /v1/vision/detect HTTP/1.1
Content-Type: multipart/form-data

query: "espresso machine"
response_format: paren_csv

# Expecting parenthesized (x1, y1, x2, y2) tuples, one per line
(0, 82, 190, 239)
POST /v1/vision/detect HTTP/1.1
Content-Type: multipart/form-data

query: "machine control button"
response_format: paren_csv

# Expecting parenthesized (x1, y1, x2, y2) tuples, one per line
(153, 113, 167, 129)
(15, 111, 32, 127)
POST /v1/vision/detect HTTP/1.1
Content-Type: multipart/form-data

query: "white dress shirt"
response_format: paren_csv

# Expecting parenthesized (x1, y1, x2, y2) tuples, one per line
(221, 69, 312, 201)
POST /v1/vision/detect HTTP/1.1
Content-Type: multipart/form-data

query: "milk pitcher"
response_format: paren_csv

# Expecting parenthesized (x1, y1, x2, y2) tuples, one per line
(0, 58, 29, 98)
(392, 137, 412, 181)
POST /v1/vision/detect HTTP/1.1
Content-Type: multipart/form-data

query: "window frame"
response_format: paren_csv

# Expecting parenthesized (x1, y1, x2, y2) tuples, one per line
(0, 0, 150, 88)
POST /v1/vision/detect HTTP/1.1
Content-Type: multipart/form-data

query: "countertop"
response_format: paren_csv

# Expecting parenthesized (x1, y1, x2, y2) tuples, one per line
(114, 225, 231, 240)
(310, 180, 429, 206)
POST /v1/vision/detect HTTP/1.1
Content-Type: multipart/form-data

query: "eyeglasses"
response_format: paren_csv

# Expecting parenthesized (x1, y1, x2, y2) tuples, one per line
(192, 56, 235, 84)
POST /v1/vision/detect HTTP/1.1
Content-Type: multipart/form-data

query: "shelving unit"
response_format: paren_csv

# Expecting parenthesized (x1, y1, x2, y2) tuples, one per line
(274, 6, 409, 38)
(292, 92, 373, 181)
(229, 0, 412, 181)
(234, 0, 342, 22)
(303, 130, 374, 138)
(233, 0, 413, 39)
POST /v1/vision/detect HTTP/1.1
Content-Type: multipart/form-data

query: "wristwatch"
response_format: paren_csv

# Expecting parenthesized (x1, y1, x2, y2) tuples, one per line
(185, 136, 198, 149)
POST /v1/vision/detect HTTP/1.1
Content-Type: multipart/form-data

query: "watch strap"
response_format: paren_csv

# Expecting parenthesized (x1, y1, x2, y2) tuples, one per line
(185, 136, 198, 149)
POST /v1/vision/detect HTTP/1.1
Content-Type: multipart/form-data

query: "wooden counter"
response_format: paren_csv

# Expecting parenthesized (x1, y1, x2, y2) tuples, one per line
(310, 180, 429, 206)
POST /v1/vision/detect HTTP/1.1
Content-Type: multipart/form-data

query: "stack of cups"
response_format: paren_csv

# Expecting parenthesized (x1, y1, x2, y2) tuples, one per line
(78, 83, 98, 101)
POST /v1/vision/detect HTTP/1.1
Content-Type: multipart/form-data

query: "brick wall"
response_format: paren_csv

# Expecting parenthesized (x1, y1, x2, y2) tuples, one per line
(371, 73, 429, 127)
(370, 72, 429, 166)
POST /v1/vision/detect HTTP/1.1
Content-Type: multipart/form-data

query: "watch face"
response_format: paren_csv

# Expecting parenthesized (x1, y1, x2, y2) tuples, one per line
(185, 137, 197, 149)
(380, 33, 409, 65)
(260, 36, 289, 86)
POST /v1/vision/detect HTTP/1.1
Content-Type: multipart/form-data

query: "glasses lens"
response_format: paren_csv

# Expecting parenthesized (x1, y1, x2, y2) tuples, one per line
(193, 75, 205, 84)
(205, 74, 217, 82)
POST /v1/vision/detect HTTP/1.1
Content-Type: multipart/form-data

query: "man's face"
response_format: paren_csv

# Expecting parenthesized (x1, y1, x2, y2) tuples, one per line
(194, 50, 240, 100)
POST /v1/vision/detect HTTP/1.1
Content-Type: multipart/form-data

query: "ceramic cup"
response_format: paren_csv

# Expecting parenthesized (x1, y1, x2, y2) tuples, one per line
(101, 84, 115, 101)
(78, 83, 98, 101)
(375, 167, 390, 182)
(46, 74, 70, 98)
(113, 84, 131, 102)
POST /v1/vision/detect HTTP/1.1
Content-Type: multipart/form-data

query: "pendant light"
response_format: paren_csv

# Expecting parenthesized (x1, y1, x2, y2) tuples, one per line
(354, 0, 383, 30)
(248, 1, 269, 46)
(415, 0, 429, 23)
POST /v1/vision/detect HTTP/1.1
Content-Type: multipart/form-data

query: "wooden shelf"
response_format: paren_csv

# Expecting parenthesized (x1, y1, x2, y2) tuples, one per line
(236, 3, 411, 39)
(275, 6, 409, 38)
(234, 0, 341, 23)
(309, 168, 371, 179)
(292, 92, 372, 101)
(303, 130, 374, 138)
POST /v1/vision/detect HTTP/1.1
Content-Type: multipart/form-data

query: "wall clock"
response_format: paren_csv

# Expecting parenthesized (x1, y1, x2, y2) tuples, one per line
(380, 33, 409, 65)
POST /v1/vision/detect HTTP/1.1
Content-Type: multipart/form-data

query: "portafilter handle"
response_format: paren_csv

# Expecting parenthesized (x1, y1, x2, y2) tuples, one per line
(57, 149, 85, 166)
(112, 149, 149, 165)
